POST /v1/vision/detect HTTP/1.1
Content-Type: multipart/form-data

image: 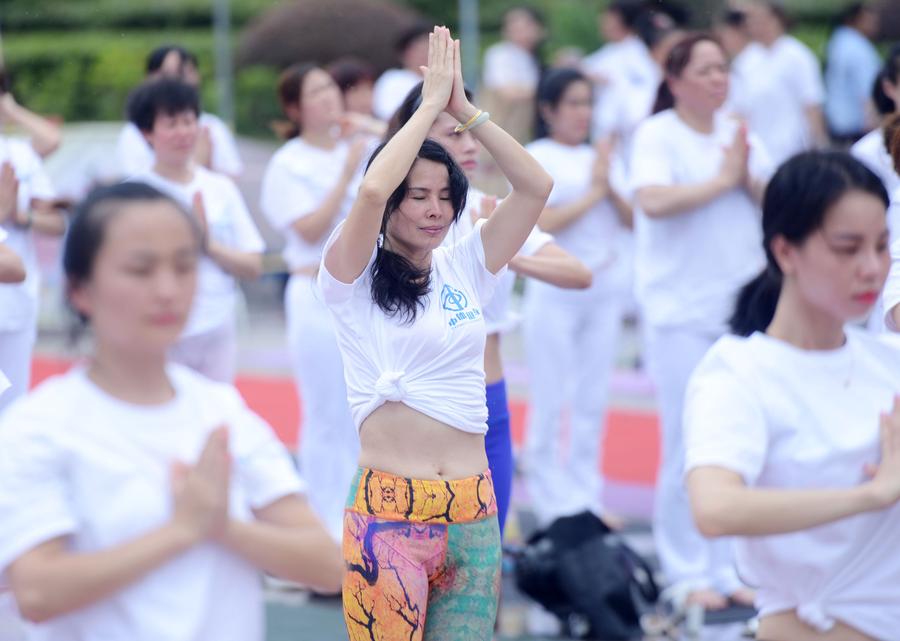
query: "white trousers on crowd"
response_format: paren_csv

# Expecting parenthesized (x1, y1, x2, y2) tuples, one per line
(645, 324, 741, 595)
(522, 281, 624, 526)
(285, 275, 359, 542)
(0, 325, 36, 414)
(169, 320, 237, 383)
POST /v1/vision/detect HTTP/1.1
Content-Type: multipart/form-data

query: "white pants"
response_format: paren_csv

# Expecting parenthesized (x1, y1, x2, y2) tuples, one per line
(0, 325, 36, 414)
(522, 281, 624, 526)
(169, 320, 237, 383)
(285, 275, 359, 542)
(645, 324, 741, 594)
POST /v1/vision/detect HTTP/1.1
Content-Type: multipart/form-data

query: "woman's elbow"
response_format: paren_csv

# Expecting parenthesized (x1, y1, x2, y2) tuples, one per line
(356, 181, 390, 209)
(535, 173, 554, 201)
(567, 261, 592, 290)
(690, 496, 732, 538)
(14, 587, 57, 624)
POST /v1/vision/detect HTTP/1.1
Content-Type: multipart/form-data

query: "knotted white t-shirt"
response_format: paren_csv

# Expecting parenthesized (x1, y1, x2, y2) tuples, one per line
(318, 219, 504, 434)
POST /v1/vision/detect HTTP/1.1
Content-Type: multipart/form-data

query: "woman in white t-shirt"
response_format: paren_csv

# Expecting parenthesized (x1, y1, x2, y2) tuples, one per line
(260, 64, 371, 542)
(850, 45, 900, 200)
(481, 5, 545, 143)
(386, 82, 591, 537)
(686, 151, 900, 641)
(320, 28, 552, 639)
(126, 78, 264, 383)
(630, 33, 772, 610)
(0, 136, 65, 413)
(521, 68, 633, 528)
(0, 182, 341, 641)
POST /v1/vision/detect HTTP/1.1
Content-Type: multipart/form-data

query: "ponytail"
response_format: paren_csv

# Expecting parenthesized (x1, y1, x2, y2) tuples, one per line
(729, 268, 782, 336)
(652, 80, 674, 114)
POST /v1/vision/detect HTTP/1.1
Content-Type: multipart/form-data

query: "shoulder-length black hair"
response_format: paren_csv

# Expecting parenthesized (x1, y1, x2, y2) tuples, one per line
(365, 138, 468, 323)
(730, 151, 889, 336)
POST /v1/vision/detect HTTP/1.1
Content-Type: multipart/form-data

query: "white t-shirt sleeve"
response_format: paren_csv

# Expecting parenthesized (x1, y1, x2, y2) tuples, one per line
(684, 344, 769, 484)
(520, 226, 554, 257)
(223, 181, 264, 253)
(630, 120, 674, 190)
(797, 46, 825, 106)
(317, 222, 377, 304)
(204, 114, 244, 177)
(0, 406, 77, 573)
(259, 158, 319, 232)
(225, 391, 306, 510)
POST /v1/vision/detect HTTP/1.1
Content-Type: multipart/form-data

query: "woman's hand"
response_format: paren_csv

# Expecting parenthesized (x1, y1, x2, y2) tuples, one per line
(419, 27, 455, 116)
(866, 396, 900, 509)
(447, 32, 478, 124)
(719, 123, 750, 191)
(170, 427, 231, 543)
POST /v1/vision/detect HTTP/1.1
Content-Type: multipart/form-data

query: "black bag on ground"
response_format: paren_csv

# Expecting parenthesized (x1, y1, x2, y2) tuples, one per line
(513, 510, 659, 640)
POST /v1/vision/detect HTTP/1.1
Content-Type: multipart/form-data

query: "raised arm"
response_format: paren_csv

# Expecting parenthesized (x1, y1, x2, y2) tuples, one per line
(448, 42, 553, 274)
(688, 399, 900, 538)
(324, 27, 455, 283)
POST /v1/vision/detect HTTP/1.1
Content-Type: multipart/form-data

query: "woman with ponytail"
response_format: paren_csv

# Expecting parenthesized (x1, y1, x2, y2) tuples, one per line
(685, 151, 900, 641)
(630, 33, 773, 610)
(259, 64, 373, 542)
(320, 27, 552, 638)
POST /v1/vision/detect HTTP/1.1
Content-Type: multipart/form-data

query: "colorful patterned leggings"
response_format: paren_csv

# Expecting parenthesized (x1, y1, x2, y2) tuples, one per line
(342, 467, 502, 641)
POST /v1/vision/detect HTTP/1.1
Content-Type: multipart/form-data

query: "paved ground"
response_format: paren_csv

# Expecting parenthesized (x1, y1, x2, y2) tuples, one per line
(28, 124, 757, 641)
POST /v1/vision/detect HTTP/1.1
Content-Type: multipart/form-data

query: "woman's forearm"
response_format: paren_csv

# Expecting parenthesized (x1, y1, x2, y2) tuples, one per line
(9, 524, 197, 623)
(206, 244, 263, 280)
(636, 178, 731, 219)
(688, 471, 885, 538)
(220, 518, 343, 594)
(509, 245, 592, 289)
(536, 188, 605, 233)
(290, 173, 354, 245)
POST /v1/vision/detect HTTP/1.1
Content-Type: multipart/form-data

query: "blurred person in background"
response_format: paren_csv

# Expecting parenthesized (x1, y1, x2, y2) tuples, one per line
(127, 78, 264, 383)
(825, 2, 881, 145)
(523, 68, 633, 529)
(851, 45, 900, 199)
(328, 57, 377, 118)
(739, 0, 827, 164)
(115, 45, 243, 180)
(372, 23, 431, 121)
(0, 78, 61, 159)
(481, 5, 546, 143)
(631, 33, 772, 612)
(0, 182, 341, 641)
(260, 64, 372, 542)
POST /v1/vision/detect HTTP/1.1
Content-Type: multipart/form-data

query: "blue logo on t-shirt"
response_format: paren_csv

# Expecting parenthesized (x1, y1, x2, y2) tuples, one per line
(441, 284, 468, 312)
(441, 284, 481, 328)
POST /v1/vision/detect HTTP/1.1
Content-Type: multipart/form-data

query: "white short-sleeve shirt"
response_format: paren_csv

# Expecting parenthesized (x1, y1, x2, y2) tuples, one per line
(0, 137, 55, 331)
(259, 138, 362, 271)
(131, 167, 265, 337)
(115, 113, 244, 179)
(851, 129, 900, 203)
(684, 329, 900, 638)
(0, 364, 304, 641)
(441, 187, 553, 334)
(733, 35, 824, 165)
(483, 42, 540, 91)
(880, 237, 900, 332)
(630, 109, 772, 331)
(318, 220, 505, 433)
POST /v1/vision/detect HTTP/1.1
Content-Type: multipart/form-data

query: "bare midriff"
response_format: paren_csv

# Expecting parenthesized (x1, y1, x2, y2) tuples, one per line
(358, 401, 489, 480)
(758, 611, 876, 641)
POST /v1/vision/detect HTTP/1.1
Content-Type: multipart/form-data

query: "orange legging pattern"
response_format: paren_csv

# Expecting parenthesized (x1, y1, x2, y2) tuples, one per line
(342, 467, 502, 641)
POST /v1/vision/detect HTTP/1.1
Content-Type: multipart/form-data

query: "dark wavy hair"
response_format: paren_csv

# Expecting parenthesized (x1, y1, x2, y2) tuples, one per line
(365, 138, 468, 323)
(730, 151, 889, 336)
(873, 44, 900, 117)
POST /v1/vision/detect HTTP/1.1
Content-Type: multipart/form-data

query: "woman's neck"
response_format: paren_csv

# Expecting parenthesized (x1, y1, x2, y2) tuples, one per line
(384, 236, 433, 271)
(153, 158, 194, 184)
(87, 342, 175, 405)
(674, 105, 715, 134)
(549, 133, 582, 147)
(301, 126, 338, 150)
(766, 284, 846, 350)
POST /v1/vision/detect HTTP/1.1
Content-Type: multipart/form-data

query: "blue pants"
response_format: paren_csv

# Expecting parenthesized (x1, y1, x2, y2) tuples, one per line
(485, 379, 513, 538)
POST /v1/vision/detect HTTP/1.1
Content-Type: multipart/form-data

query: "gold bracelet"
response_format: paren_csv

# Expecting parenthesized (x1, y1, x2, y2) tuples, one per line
(454, 109, 483, 133)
